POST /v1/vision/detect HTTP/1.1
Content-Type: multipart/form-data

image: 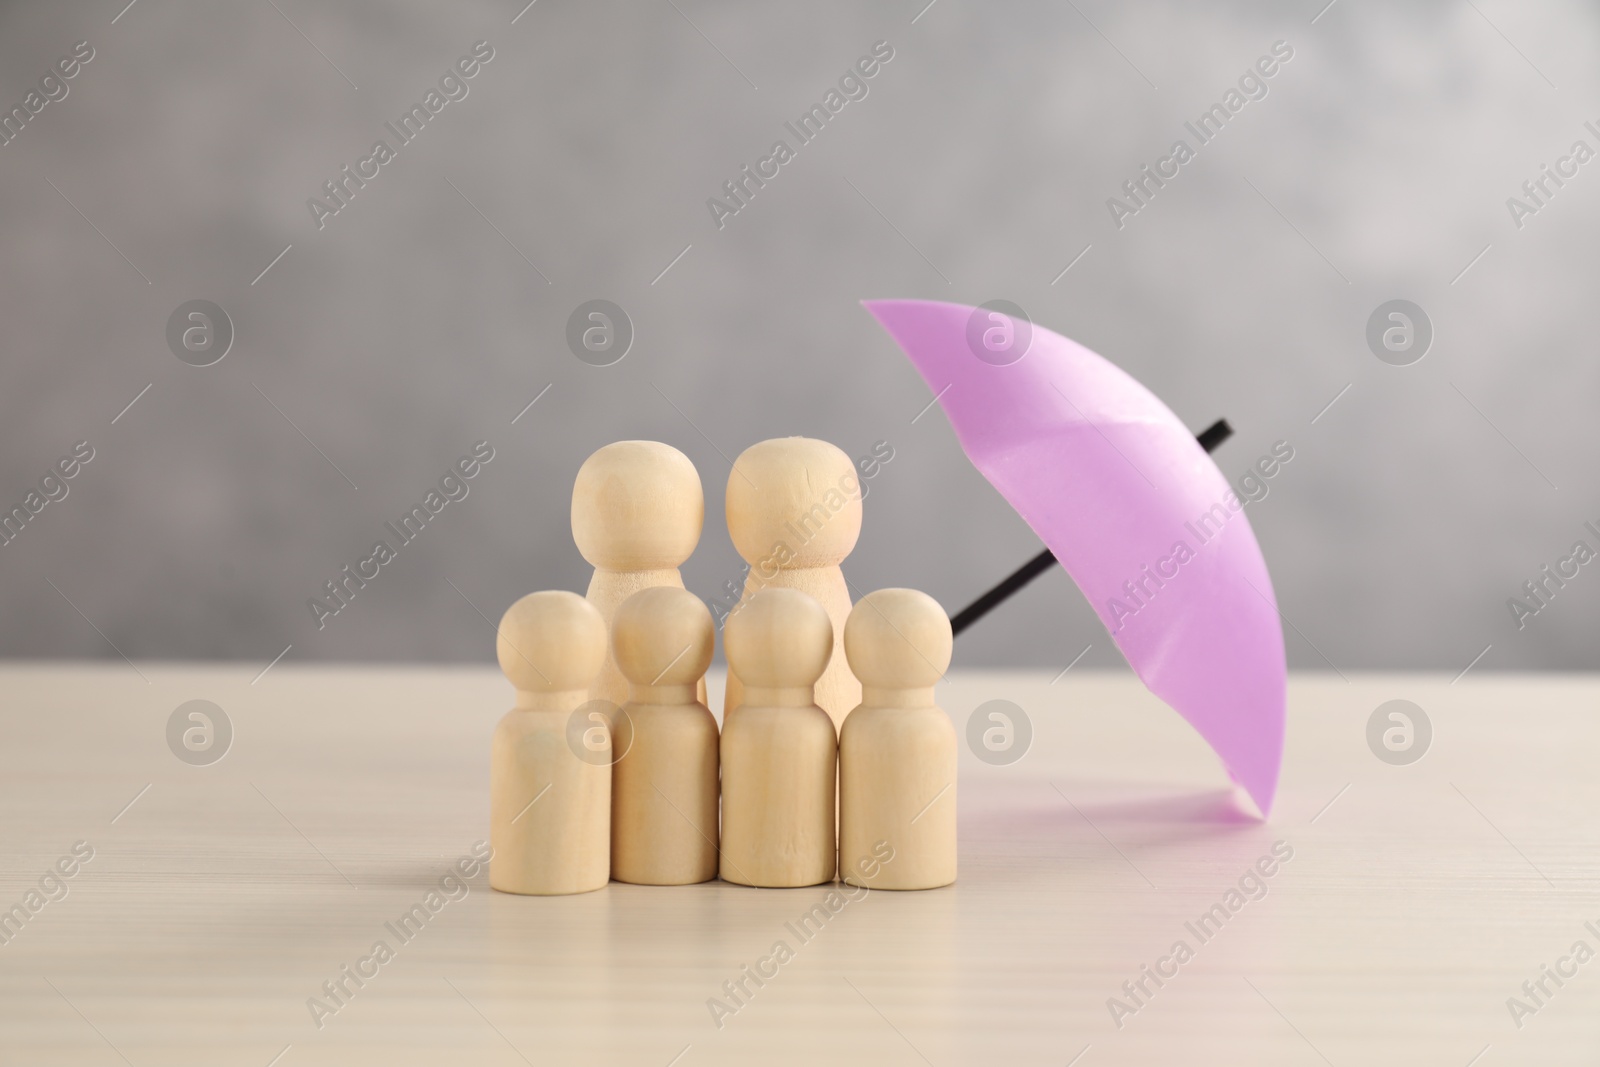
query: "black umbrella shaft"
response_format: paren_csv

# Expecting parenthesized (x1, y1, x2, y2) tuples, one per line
(949, 418, 1233, 638)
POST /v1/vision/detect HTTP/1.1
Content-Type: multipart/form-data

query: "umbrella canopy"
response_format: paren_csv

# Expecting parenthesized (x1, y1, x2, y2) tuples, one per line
(864, 299, 1286, 816)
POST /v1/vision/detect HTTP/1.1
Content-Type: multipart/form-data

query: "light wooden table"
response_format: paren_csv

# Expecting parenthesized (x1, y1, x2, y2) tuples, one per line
(0, 664, 1593, 1065)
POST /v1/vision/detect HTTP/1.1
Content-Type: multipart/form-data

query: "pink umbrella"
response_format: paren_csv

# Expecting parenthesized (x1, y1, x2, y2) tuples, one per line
(864, 299, 1286, 816)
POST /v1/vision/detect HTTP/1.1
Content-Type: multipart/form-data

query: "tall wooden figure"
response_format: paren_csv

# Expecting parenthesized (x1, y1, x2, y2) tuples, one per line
(723, 437, 862, 729)
(720, 588, 838, 887)
(572, 441, 705, 710)
(490, 591, 612, 896)
(839, 588, 957, 890)
(610, 587, 720, 885)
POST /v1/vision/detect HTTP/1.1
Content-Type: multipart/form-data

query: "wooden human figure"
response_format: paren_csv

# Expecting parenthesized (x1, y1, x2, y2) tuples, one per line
(720, 588, 837, 887)
(572, 441, 705, 709)
(839, 588, 957, 891)
(490, 591, 611, 896)
(610, 587, 720, 885)
(723, 437, 862, 729)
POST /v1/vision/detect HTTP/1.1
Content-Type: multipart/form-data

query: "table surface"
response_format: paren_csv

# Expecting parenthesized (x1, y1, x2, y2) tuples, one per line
(0, 663, 1593, 1066)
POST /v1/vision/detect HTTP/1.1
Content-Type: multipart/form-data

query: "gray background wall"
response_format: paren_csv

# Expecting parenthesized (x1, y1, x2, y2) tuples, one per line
(1, 0, 1594, 673)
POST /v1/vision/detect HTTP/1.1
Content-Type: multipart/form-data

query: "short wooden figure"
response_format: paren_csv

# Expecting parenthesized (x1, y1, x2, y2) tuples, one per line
(490, 590, 612, 896)
(723, 437, 862, 729)
(572, 441, 705, 709)
(839, 588, 956, 890)
(720, 588, 838, 888)
(610, 586, 719, 885)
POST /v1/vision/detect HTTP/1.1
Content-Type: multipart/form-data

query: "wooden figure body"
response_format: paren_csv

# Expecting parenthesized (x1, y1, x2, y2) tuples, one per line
(720, 588, 838, 888)
(723, 437, 862, 729)
(572, 441, 705, 709)
(839, 588, 957, 891)
(490, 591, 612, 896)
(610, 587, 719, 885)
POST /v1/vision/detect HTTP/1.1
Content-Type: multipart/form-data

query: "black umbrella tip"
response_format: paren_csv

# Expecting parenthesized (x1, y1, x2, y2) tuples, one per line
(1196, 419, 1233, 454)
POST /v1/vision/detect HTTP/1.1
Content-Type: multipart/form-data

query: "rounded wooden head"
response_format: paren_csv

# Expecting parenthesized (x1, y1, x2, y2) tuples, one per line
(572, 441, 704, 570)
(497, 590, 607, 692)
(723, 588, 833, 690)
(844, 588, 952, 690)
(725, 437, 862, 568)
(612, 586, 714, 686)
